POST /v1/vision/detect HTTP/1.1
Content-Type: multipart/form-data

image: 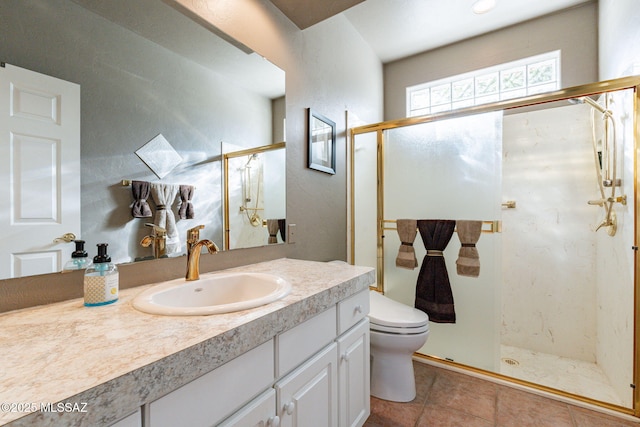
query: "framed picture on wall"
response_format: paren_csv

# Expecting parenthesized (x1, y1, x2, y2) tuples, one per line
(307, 108, 336, 174)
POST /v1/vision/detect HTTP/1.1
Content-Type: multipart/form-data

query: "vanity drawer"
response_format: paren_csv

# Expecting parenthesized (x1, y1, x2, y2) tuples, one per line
(337, 289, 369, 335)
(276, 306, 337, 377)
(148, 339, 274, 427)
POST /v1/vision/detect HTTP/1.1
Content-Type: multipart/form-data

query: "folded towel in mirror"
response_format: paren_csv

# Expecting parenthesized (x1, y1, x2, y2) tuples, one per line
(150, 183, 180, 254)
(131, 180, 152, 218)
(178, 185, 195, 219)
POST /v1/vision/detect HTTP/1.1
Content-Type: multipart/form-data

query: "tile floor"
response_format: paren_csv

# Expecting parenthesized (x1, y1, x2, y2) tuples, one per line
(364, 361, 639, 427)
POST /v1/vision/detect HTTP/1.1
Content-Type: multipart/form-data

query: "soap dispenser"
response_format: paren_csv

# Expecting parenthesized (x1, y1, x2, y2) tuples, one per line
(63, 240, 92, 271)
(84, 243, 119, 307)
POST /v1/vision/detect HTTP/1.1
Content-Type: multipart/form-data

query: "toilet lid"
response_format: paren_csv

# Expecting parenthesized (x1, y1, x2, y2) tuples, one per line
(368, 290, 429, 328)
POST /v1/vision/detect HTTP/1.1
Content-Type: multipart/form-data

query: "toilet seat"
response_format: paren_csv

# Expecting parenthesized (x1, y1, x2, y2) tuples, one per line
(370, 322, 429, 334)
(369, 291, 429, 334)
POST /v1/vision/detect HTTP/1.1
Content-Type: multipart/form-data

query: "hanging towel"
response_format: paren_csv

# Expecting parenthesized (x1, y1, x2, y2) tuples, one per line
(178, 185, 195, 219)
(278, 219, 287, 242)
(456, 220, 482, 278)
(266, 219, 279, 244)
(131, 180, 152, 218)
(415, 219, 457, 323)
(150, 183, 180, 254)
(396, 219, 418, 269)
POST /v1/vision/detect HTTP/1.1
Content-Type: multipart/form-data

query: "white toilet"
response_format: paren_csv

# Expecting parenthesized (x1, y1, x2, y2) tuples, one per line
(368, 290, 430, 402)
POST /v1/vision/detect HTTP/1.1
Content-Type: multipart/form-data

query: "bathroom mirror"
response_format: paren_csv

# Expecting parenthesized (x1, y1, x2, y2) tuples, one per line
(223, 143, 286, 250)
(351, 78, 640, 412)
(0, 0, 286, 279)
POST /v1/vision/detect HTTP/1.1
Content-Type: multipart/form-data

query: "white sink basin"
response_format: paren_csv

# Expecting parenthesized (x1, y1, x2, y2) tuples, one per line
(132, 272, 292, 316)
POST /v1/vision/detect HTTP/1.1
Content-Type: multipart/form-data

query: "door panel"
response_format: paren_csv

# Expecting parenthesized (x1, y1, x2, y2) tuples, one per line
(383, 112, 503, 371)
(0, 63, 80, 278)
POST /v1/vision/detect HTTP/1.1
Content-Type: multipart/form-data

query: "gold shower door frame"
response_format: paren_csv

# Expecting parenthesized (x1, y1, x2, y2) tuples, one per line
(349, 76, 640, 417)
(222, 142, 285, 250)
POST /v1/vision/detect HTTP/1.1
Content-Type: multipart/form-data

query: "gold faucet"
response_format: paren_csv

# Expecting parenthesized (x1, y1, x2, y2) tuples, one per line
(140, 223, 167, 259)
(186, 225, 219, 281)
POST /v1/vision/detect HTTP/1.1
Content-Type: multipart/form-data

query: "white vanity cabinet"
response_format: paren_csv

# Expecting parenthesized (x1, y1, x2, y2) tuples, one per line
(109, 409, 142, 427)
(336, 289, 370, 427)
(337, 319, 370, 427)
(146, 289, 371, 427)
(146, 340, 275, 427)
(276, 342, 338, 426)
(217, 389, 279, 427)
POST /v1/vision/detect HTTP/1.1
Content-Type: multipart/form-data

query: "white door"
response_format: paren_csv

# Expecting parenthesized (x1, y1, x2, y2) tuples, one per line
(0, 63, 80, 279)
(276, 343, 338, 427)
(337, 319, 370, 427)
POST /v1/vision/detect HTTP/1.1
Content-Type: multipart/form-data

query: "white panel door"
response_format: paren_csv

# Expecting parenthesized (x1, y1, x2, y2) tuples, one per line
(276, 343, 338, 427)
(0, 63, 80, 279)
(337, 319, 370, 427)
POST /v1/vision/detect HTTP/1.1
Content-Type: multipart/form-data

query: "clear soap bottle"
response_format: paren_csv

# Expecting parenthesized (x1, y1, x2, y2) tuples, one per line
(63, 240, 92, 271)
(84, 243, 119, 307)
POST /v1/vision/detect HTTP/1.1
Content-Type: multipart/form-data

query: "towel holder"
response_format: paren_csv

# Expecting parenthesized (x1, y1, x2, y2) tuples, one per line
(121, 179, 195, 189)
(382, 219, 501, 233)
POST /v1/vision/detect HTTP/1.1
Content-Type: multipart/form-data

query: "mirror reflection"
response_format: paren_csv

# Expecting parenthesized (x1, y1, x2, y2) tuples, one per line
(223, 143, 286, 250)
(0, 0, 285, 279)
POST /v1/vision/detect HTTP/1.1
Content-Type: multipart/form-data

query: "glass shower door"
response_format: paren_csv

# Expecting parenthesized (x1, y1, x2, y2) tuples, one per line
(383, 112, 503, 371)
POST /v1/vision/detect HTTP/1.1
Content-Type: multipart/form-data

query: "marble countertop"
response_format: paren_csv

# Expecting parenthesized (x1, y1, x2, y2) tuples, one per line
(0, 258, 374, 426)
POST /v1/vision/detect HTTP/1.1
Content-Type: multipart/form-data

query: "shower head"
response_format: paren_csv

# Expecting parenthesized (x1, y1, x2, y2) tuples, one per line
(568, 96, 610, 115)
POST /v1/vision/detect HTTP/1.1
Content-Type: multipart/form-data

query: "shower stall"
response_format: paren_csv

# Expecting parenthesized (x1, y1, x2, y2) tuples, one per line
(349, 77, 640, 416)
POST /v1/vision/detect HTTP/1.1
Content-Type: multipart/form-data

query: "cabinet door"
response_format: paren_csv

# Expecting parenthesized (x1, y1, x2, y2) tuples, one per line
(276, 343, 338, 427)
(217, 389, 279, 427)
(337, 319, 370, 427)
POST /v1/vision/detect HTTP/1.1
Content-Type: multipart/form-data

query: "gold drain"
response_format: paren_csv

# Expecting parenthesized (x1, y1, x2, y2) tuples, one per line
(501, 357, 520, 366)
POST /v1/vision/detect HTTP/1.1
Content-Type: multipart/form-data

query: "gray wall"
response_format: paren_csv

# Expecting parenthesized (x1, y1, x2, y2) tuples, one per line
(383, 2, 598, 120)
(0, 0, 275, 263)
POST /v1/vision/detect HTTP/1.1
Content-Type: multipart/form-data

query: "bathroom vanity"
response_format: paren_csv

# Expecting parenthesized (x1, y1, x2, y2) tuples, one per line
(0, 258, 374, 426)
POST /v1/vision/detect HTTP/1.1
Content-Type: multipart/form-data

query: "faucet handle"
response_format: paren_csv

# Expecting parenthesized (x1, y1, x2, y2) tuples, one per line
(187, 225, 205, 243)
(145, 223, 167, 237)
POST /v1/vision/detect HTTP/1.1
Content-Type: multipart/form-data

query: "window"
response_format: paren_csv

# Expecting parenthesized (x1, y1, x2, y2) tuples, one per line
(406, 51, 561, 117)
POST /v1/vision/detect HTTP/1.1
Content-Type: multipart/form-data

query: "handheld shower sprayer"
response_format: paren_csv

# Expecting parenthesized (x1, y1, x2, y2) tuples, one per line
(569, 96, 612, 116)
(569, 95, 622, 236)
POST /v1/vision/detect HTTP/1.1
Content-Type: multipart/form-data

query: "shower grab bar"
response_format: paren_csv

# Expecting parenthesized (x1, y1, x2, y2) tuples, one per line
(381, 219, 501, 233)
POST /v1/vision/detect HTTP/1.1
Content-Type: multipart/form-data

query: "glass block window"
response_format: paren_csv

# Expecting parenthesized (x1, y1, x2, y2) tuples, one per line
(406, 51, 560, 117)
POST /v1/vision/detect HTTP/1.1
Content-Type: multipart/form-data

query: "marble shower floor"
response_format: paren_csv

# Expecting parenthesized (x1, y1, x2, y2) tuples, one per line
(364, 361, 638, 427)
(500, 345, 625, 406)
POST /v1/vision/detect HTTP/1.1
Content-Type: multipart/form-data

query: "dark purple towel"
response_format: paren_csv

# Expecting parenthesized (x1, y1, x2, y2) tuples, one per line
(131, 180, 152, 218)
(415, 219, 456, 323)
(178, 185, 195, 219)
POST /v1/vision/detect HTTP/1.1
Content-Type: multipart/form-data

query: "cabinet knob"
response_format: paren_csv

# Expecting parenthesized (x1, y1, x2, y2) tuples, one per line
(268, 415, 281, 427)
(354, 304, 363, 314)
(284, 401, 295, 415)
(341, 352, 350, 362)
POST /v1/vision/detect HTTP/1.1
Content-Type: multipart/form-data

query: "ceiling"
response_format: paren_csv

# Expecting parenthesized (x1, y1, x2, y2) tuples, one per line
(270, 0, 593, 63)
(71, 0, 285, 98)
